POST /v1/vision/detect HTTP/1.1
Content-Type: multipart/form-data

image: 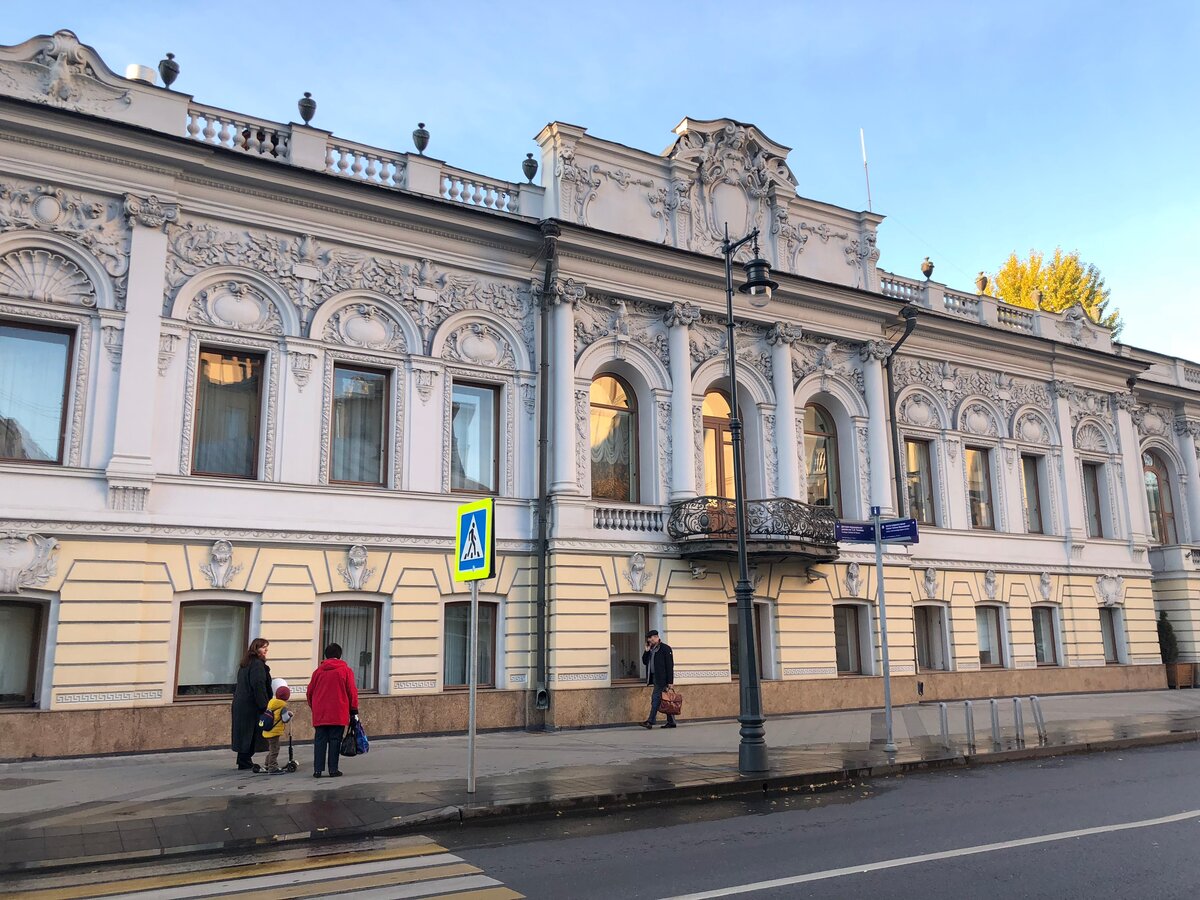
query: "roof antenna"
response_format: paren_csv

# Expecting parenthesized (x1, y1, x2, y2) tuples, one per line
(860, 127, 873, 213)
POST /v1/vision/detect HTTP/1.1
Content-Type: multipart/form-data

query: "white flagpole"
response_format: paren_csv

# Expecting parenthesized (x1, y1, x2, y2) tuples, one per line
(860, 128, 873, 213)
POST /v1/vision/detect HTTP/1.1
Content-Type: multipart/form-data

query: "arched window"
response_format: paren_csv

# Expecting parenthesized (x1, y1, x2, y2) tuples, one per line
(1143, 451, 1177, 545)
(703, 390, 735, 499)
(804, 404, 841, 514)
(590, 375, 639, 502)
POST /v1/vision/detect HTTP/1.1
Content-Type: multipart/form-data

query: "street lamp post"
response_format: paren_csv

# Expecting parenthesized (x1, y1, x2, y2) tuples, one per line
(721, 223, 778, 776)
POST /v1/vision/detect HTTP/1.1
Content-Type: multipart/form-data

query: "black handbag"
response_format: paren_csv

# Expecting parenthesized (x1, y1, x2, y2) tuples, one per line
(339, 725, 357, 757)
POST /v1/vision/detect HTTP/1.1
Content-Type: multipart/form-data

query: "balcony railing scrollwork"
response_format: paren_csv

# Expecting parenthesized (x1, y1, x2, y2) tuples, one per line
(667, 496, 839, 561)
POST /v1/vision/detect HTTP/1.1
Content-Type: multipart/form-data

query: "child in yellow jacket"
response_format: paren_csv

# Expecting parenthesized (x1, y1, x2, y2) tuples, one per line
(262, 683, 292, 773)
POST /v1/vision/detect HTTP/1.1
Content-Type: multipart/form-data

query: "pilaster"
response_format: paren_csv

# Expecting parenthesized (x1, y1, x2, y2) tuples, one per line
(665, 302, 700, 501)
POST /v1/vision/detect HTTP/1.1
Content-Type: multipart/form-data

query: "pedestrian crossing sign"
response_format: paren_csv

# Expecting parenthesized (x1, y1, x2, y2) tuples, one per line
(454, 498, 494, 582)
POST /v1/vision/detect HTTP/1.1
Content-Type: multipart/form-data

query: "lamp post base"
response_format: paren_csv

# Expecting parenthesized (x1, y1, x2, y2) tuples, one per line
(738, 716, 769, 774)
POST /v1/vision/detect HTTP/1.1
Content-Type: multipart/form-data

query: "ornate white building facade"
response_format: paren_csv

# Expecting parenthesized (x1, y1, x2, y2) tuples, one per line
(0, 31, 1196, 757)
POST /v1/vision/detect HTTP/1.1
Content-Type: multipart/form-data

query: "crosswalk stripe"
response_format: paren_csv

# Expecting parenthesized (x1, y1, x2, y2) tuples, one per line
(320, 874, 503, 900)
(433, 890, 525, 900)
(203, 862, 482, 900)
(106, 853, 469, 900)
(9, 842, 447, 900)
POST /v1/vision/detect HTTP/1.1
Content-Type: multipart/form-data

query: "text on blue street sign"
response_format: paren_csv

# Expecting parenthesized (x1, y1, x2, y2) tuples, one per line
(835, 521, 875, 543)
(836, 518, 919, 544)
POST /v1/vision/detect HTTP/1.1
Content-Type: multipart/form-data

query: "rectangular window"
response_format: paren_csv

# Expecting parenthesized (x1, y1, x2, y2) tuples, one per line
(1082, 463, 1104, 538)
(965, 448, 995, 530)
(176, 603, 248, 697)
(833, 605, 862, 675)
(915, 605, 947, 671)
(322, 603, 381, 691)
(450, 383, 498, 493)
(1021, 455, 1045, 534)
(905, 439, 936, 525)
(610, 604, 648, 682)
(729, 604, 766, 678)
(1100, 607, 1121, 664)
(0, 601, 43, 706)
(444, 602, 496, 688)
(1033, 607, 1058, 665)
(0, 322, 73, 464)
(192, 349, 264, 478)
(330, 365, 388, 485)
(975, 606, 1003, 667)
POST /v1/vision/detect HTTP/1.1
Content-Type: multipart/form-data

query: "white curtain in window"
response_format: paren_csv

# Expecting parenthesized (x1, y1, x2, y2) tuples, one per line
(0, 602, 39, 703)
(331, 368, 386, 484)
(177, 604, 246, 695)
(323, 605, 379, 691)
(193, 351, 263, 477)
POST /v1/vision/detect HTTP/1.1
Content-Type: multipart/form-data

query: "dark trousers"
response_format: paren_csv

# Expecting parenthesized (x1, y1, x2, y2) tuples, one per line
(648, 685, 676, 725)
(313, 725, 343, 774)
(236, 750, 254, 768)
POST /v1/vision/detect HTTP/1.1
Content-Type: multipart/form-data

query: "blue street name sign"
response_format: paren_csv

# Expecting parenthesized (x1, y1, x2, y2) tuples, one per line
(835, 521, 875, 543)
(879, 518, 919, 544)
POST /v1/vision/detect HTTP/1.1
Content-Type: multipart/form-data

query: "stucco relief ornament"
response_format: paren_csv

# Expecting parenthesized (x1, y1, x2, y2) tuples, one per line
(983, 569, 998, 603)
(846, 561, 862, 598)
(554, 145, 602, 224)
(338, 545, 375, 591)
(766, 322, 802, 346)
(123, 194, 179, 230)
(859, 340, 891, 362)
(0, 248, 96, 307)
(442, 322, 516, 370)
(324, 303, 406, 352)
(289, 351, 316, 392)
(624, 552, 651, 592)
(1095, 573, 1124, 607)
(663, 301, 701, 329)
(0, 532, 58, 594)
(200, 540, 242, 589)
(923, 567, 938, 601)
(189, 282, 284, 335)
(1057, 304, 1092, 346)
(0, 30, 131, 112)
(1039, 572, 1053, 603)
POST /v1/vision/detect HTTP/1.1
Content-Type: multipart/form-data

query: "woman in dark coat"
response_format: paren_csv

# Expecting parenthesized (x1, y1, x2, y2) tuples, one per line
(231, 638, 271, 770)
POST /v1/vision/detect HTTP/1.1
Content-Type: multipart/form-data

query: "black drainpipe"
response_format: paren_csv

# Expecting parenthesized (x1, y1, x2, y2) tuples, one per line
(886, 305, 920, 515)
(533, 220, 560, 720)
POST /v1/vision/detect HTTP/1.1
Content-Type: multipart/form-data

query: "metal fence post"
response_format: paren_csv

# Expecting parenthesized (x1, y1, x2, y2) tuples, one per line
(1031, 695, 1047, 743)
(1012, 696, 1025, 747)
(938, 702, 951, 749)
(990, 698, 1001, 747)
(964, 700, 975, 752)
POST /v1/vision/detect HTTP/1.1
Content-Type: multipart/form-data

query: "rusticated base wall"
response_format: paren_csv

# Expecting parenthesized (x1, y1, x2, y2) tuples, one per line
(0, 664, 1165, 760)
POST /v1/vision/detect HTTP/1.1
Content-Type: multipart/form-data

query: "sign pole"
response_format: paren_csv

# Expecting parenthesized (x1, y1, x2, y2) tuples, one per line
(872, 505, 897, 754)
(467, 577, 479, 794)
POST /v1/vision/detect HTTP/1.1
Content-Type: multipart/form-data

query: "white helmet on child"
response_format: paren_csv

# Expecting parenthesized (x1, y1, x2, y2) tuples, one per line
(271, 677, 288, 694)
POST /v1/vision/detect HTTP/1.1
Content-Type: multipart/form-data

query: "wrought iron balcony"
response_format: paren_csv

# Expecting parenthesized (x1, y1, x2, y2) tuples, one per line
(667, 496, 839, 562)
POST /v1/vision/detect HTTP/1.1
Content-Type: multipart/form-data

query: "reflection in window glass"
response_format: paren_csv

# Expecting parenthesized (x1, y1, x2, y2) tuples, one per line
(805, 405, 841, 514)
(703, 391, 734, 499)
(1021, 455, 1044, 534)
(1100, 607, 1121, 664)
(331, 366, 387, 484)
(1143, 452, 1177, 545)
(590, 376, 638, 502)
(451, 383, 498, 493)
(976, 606, 1003, 667)
(177, 604, 248, 696)
(905, 439, 935, 525)
(0, 323, 72, 463)
(728, 604, 766, 678)
(833, 605, 861, 674)
(1082, 463, 1104, 538)
(915, 605, 947, 671)
(193, 349, 263, 478)
(1033, 607, 1057, 665)
(966, 447, 994, 530)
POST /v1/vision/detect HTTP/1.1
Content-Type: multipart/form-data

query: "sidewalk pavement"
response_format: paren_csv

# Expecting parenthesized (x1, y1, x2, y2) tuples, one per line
(2, 689, 1199, 875)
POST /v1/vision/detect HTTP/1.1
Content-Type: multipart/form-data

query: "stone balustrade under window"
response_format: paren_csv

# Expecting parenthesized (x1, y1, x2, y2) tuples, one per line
(592, 504, 666, 532)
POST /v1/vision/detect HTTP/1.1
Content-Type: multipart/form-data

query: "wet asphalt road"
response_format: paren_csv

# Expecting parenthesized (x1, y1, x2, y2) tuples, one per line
(432, 741, 1200, 899)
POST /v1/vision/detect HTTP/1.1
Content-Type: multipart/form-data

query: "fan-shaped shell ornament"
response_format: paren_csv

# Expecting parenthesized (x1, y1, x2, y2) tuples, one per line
(0, 248, 96, 306)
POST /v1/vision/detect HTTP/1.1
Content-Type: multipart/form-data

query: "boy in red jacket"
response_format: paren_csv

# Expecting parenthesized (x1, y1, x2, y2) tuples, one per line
(306, 643, 359, 777)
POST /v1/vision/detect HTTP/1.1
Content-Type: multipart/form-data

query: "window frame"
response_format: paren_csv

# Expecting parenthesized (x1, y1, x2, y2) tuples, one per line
(703, 389, 736, 500)
(0, 599, 45, 707)
(975, 604, 1006, 668)
(0, 319, 75, 466)
(1031, 605, 1060, 666)
(965, 446, 996, 531)
(328, 363, 391, 487)
(804, 403, 842, 516)
(1020, 454, 1046, 535)
(833, 603, 868, 676)
(449, 380, 501, 496)
(1142, 450, 1178, 545)
(443, 600, 498, 689)
(610, 601, 651, 684)
(190, 345, 267, 480)
(589, 373, 640, 503)
(914, 603, 950, 672)
(1099, 606, 1125, 665)
(728, 602, 770, 680)
(320, 600, 383, 693)
(173, 599, 252, 701)
(1081, 461, 1106, 539)
(903, 437, 937, 526)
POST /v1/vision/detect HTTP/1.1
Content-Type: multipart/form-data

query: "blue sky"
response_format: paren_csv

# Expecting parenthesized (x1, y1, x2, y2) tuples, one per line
(5, 1, 1197, 361)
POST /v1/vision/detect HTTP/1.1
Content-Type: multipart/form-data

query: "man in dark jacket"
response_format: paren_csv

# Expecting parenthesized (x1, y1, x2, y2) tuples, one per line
(306, 643, 359, 777)
(641, 629, 676, 729)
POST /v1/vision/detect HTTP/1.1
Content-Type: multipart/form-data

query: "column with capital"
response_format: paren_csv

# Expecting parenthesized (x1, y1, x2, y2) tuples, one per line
(549, 278, 585, 494)
(1174, 417, 1200, 544)
(861, 340, 894, 515)
(767, 323, 802, 499)
(104, 195, 180, 511)
(1113, 391, 1151, 547)
(1051, 381, 1086, 548)
(664, 302, 700, 502)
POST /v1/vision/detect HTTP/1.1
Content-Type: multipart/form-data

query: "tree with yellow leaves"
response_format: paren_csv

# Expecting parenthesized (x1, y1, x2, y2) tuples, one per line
(987, 249, 1121, 336)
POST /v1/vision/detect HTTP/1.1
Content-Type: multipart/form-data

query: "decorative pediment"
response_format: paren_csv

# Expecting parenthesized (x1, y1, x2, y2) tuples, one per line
(1074, 421, 1113, 454)
(323, 303, 407, 352)
(959, 401, 1000, 438)
(441, 321, 517, 369)
(188, 281, 284, 335)
(0, 31, 131, 115)
(1013, 410, 1053, 445)
(0, 248, 95, 306)
(898, 390, 943, 429)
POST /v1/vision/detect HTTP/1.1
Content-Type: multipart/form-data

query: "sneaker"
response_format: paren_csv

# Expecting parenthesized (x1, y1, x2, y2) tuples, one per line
(329, 771, 343, 777)
(313, 772, 323, 778)
(640, 721, 654, 729)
